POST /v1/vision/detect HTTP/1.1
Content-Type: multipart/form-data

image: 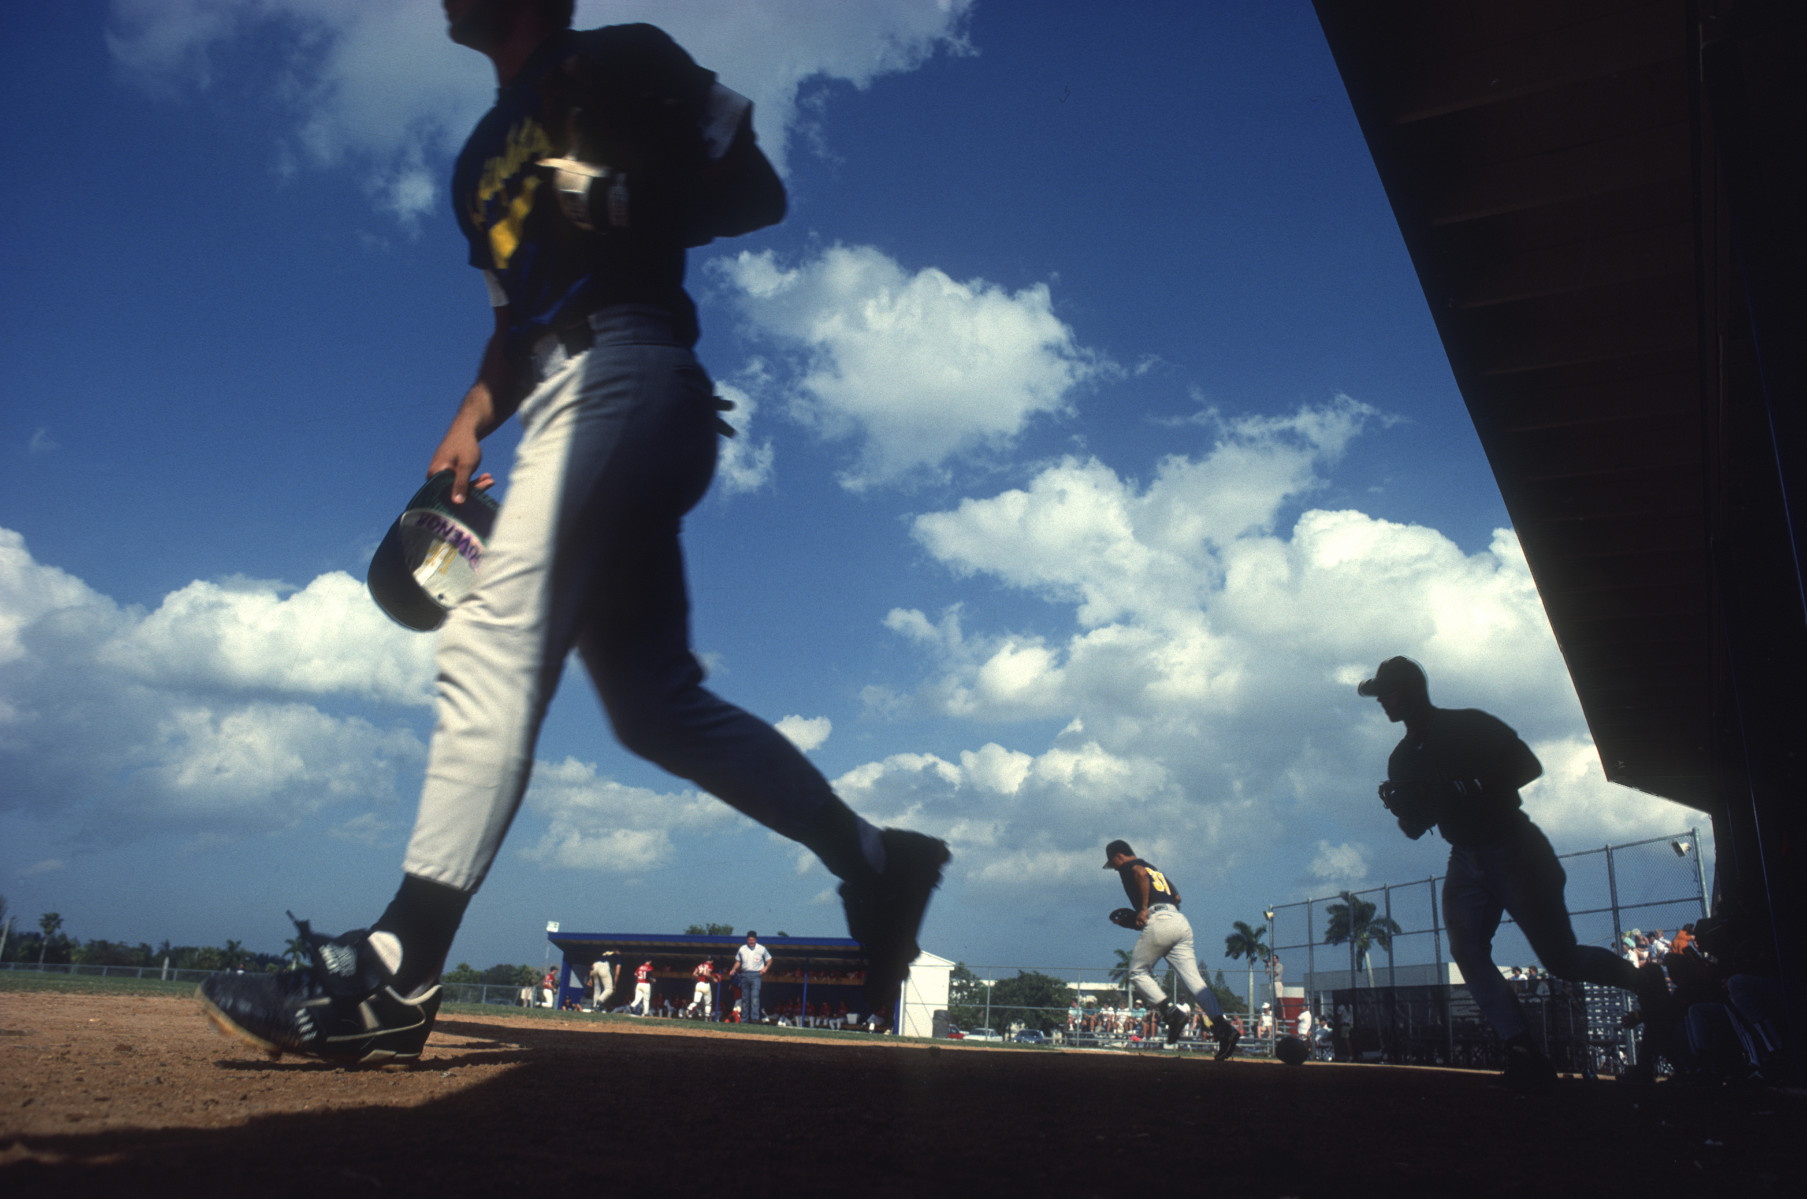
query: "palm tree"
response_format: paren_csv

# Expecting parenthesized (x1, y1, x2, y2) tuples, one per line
(1107, 948, 1132, 1005)
(1223, 920, 1272, 1020)
(1323, 890, 1402, 987)
(284, 933, 309, 967)
(38, 912, 63, 966)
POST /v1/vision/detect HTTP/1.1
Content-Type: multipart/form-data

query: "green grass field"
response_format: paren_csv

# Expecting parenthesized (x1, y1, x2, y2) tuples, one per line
(0, 970, 199, 1000)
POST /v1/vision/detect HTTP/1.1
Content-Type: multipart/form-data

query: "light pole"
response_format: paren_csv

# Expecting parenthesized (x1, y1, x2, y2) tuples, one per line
(1244, 950, 1255, 1036)
(1263, 907, 1276, 1044)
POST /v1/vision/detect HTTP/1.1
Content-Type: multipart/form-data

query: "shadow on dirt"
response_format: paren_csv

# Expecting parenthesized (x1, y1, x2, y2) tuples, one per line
(2, 1017, 1795, 1198)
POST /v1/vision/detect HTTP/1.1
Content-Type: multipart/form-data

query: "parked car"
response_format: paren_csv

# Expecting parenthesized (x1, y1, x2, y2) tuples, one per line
(1011, 1029, 1049, 1045)
(964, 1028, 1003, 1042)
(944, 1025, 966, 1040)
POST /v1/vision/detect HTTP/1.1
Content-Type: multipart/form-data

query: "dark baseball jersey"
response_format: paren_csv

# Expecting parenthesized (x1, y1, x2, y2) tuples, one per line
(451, 25, 715, 366)
(1116, 857, 1181, 908)
(1386, 707, 1541, 847)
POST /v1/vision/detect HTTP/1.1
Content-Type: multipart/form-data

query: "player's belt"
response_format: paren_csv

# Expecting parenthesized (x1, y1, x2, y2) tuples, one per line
(529, 320, 595, 384)
(529, 305, 681, 384)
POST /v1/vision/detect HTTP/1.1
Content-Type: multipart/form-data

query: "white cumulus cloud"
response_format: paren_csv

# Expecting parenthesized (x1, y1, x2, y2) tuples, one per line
(717, 244, 1104, 488)
(97, 571, 436, 705)
(1308, 840, 1370, 884)
(774, 714, 832, 752)
(0, 527, 427, 837)
(519, 755, 738, 872)
(868, 396, 1705, 899)
(105, 0, 974, 219)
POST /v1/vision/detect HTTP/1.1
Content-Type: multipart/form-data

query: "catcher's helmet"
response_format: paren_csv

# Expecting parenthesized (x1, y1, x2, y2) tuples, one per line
(367, 471, 500, 631)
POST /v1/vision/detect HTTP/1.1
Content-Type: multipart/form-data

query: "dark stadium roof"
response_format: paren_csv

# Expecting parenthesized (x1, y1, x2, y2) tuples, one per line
(1311, 0, 1804, 814)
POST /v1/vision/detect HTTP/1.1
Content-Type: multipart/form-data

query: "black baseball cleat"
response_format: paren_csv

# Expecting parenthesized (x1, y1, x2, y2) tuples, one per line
(1164, 1004, 1190, 1045)
(841, 829, 951, 1022)
(1493, 1043, 1558, 1094)
(1213, 1021, 1241, 1062)
(197, 913, 440, 1066)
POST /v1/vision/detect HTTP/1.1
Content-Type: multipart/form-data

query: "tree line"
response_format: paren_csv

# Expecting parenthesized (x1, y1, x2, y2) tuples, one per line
(1, 893, 1399, 997)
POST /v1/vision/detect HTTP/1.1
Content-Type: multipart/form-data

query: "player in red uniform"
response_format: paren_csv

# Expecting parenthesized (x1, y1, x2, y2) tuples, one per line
(686, 959, 718, 1018)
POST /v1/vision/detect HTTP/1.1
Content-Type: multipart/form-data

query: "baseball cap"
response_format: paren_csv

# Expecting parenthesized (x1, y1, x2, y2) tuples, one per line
(367, 470, 501, 631)
(1356, 656, 1427, 697)
(1103, 839, 1134, 867)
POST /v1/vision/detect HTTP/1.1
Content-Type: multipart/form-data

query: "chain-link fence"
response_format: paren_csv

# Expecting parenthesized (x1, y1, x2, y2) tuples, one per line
(1258, 830, 1708, 1072)
(0, 961, 225, 986)
(939, 963, 1246, 1052)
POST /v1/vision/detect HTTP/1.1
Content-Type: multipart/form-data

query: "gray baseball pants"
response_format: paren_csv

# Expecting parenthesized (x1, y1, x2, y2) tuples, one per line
(1444, 822, 1641, 1041)
(403, 306, 839, 892)
(1128, 904, 1226, 1020)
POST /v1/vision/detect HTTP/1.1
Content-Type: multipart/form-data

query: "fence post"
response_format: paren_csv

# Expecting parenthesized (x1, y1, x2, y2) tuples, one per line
(1384, 884, 1396, 992)
(1605, 844, 1623, 953)
(1306, 899, 1315, 1007)
(1604, 843, 1639, 1067)
(1691, 827, 1710, 918)
(1429, 875, 1450, 1065)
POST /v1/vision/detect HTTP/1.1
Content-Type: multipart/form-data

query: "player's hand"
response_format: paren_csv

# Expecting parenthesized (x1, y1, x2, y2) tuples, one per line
(1380, 780, 1436, 839)
(429, 424, 485, 504)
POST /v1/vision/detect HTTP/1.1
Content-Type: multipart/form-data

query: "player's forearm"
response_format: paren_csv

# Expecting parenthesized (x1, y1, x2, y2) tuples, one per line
(459, 325, 520, 439)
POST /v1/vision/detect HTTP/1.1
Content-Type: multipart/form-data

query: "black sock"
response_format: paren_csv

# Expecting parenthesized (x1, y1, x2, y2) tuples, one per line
(797, 796, 880, 882)
(372, 874, 471, 994)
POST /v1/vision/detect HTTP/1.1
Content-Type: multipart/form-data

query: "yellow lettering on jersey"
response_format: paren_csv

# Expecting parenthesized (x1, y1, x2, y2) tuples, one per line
(488, 176, 541, 267)
(471, 116, 555, 271)
(1147, 869, 1172, 897)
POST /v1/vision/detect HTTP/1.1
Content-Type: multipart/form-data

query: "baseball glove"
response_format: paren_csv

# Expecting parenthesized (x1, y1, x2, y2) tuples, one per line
(1109, 908, 1141, 929)
(1378, 780, 1437, 840)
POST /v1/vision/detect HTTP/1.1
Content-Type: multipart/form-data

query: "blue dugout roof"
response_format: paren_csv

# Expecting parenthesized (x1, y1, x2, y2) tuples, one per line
(547, 931, 866, 971)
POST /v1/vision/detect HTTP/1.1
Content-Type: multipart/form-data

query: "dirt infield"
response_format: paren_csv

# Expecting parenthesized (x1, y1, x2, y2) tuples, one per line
(0, 982, 1795, 1197)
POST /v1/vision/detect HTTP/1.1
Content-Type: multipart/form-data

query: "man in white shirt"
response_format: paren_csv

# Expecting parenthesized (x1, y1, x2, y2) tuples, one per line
(730, 931, 773, 1022)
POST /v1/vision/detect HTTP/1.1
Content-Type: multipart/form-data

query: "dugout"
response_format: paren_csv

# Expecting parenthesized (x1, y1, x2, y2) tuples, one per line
(545, 931, 951, 1034)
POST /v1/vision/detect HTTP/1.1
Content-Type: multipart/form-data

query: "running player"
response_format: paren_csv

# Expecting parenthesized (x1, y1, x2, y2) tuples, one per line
(1104, 840, 1238, 1060)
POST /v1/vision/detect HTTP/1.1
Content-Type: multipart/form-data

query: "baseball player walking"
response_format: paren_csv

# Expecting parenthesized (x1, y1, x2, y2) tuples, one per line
(1357, 656, 1668, 1091)
(686, 958, 718, 1019)
(631, 960, 655, 1017)
(1104, 840, 1239, 1060)
(198, 0, 947, 1066)
(588, 952, 618, 1013)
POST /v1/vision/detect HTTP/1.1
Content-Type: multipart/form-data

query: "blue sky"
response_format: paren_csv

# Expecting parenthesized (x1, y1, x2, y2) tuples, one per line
(0, 0, 1705, 980)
